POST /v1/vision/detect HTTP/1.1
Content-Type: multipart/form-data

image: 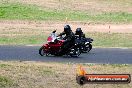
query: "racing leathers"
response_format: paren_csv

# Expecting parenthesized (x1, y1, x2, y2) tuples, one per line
(58, 31, 75, 54)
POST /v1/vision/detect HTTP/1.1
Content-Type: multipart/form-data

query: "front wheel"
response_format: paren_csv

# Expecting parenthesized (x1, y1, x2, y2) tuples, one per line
(84, 43, 92, 53)
(39, 46, 45, 56)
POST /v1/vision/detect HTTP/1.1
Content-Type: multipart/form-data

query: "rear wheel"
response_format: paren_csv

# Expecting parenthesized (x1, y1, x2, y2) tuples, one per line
(70, 48, 81, 57)
(76, 48, 81, 56)
(39, 46, 46, 56)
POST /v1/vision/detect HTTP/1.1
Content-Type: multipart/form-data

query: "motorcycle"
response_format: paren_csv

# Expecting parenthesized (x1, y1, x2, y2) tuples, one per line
(39, 31, 81, 57)
(75, 35, 93, 53)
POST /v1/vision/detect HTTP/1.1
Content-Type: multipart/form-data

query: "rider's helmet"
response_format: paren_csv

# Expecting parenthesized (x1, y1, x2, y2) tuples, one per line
(75, 28, 82, 35)
(64, 25, 71, 33)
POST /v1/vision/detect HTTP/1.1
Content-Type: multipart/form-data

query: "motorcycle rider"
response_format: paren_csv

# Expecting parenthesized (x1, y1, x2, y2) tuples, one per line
(58, 25, 75, 54)
(75, 28, 86, 39)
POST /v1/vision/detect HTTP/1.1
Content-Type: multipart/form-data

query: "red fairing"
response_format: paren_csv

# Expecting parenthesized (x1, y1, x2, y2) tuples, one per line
(43, 40, 64, 53)
(47, 36, 52, 42)
(43, 44, 49, 47)
(48, 40, 64, 52)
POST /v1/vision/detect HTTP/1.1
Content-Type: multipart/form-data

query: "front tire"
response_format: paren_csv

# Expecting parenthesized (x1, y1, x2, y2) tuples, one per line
(39, 46, 45, 56)
(85, 43, 92, 53)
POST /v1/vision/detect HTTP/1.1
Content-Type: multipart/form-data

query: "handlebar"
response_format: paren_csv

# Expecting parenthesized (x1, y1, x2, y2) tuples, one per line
(56, 36, 64, 40)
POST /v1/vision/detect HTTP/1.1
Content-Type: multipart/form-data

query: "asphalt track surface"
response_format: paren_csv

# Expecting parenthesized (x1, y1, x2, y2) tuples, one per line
(0, 45, 132, 64)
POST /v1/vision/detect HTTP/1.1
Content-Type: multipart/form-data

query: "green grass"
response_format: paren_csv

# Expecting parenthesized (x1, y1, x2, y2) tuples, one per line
(0, 64, 11, 68)
(0, 76, 13, 88)
(0, 33, 132, 47)
(0, 3, 132, 23)
(87, 33, 132, 47)
(0, 35, 48, 45)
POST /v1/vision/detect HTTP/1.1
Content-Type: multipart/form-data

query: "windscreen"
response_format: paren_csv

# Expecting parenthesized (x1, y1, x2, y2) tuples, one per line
(49, 33, 57, 42)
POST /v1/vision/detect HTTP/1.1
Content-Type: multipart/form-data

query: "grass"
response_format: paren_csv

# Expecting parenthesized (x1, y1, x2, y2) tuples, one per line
(0, 3, 132, 23)
(0, 64, 11, 68)
(40, 68, 55, 76)
(0, 35, 48, 45)
(0, 33, 132, 47)
(0, 61, 131, 88)
(87, 33, 132, 47)
(0, 2, 131, 47)
(0, 75, 13, 88)
(6, 0, 132, 13)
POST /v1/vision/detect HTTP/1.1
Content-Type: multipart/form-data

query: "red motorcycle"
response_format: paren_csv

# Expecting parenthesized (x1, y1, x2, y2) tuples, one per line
(39, 31, 81, 57)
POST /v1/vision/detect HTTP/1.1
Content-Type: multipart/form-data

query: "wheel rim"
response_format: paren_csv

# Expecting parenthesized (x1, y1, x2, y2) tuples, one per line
(85, 44, 91, 53)
(76, 48, 81, 56)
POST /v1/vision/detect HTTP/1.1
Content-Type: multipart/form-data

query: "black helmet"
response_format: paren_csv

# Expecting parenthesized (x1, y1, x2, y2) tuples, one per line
(75, 28, 82, 35)
(64, 25, 71, 33)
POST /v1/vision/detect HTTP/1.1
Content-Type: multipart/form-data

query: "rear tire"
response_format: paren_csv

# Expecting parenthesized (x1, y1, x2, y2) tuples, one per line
(70, 48, 81, 57)
(39, 46, 45, 56)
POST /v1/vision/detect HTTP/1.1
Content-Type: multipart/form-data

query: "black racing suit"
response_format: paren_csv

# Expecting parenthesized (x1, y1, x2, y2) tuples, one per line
(75, 32, 86, 40)
(58, 31, 75, 54)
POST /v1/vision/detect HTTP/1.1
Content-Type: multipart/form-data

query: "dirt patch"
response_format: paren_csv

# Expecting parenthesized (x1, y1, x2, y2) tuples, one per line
(0, 20, 132, 37)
